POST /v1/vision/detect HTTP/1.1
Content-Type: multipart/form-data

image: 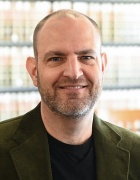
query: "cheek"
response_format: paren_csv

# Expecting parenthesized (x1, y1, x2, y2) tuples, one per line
(37, 67, 62, 88)
(84, 67, 102, 83)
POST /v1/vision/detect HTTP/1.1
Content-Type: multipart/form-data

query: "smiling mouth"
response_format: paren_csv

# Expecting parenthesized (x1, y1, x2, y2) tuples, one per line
(60, 85, 87, 89)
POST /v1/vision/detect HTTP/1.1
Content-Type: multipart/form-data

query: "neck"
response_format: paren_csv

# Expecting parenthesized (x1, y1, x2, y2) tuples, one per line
(41, 102, 94, 145)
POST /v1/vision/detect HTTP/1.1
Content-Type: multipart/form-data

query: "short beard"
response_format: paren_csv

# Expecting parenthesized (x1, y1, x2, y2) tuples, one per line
(37, 77, 102, 119)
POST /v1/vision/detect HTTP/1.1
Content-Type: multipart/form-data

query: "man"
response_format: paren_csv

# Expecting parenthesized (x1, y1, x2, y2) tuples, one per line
(0, 9, 140, 180)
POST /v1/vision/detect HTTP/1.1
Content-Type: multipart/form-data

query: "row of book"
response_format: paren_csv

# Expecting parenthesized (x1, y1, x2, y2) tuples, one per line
(0, 92, 40, 121)
(0, 1, 140, 43)
(0, 90, 140, 134)
(0, 46, 33, 87)
(103, 46, 140, 86)
(0, 46, 140, 87)
(96, 89, 140, 134)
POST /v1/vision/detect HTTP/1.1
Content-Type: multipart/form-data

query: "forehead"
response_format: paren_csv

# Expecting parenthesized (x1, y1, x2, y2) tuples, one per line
(43, 12, 91, 26)
(37, 15, 101, 53)
(39, 14, 99, 37)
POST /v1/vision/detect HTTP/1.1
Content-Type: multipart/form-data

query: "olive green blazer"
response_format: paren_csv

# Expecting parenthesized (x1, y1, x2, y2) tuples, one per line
(0, 104, 140, 180)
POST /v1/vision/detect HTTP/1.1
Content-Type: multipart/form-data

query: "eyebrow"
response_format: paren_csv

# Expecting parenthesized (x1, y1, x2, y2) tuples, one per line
(43, 49, 97, 61)
(43, 51, 66, 61)
(74, 49, 97, 55)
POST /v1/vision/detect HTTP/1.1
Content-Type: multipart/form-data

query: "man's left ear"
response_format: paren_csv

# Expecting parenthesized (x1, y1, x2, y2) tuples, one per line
(101, 52, 107, 73)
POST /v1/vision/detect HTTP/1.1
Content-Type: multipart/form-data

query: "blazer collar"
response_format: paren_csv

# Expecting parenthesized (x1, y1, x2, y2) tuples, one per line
(93, 114, 130, 180)
(10, 104, 53, 180)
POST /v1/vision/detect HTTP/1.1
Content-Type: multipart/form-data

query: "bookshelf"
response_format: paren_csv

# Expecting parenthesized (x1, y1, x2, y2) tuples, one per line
(95, 89, 140, 134)
(0, 0, 140, 89)
(0, 0, 140, 133)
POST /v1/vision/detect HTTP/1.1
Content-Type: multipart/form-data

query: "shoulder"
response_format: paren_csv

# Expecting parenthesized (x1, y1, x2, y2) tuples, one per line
(0, 116, 23, 141)
(0, 116, 23, 160)
(103, 120, 140, 148)
(104, 120, 140, 139)
(94, 114, 140, 148)
(0, 103, 41, 140)
(94, 114, 140, 139)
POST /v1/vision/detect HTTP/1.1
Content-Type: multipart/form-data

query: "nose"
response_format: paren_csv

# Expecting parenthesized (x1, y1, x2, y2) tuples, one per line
(63, 57, 83, 79)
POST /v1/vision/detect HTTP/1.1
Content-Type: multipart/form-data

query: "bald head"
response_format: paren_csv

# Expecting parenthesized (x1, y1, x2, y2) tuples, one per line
(33, 9, 100, 59)
(33, 9, 101, 60)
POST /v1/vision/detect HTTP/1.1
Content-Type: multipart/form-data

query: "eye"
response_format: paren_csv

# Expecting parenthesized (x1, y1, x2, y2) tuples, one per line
(49, 57, 61, 62)
(80, 56, 96, 61)
(46, 56, 65, 67)
(79, 56, 96, 65)
(81, 56, 92, 60)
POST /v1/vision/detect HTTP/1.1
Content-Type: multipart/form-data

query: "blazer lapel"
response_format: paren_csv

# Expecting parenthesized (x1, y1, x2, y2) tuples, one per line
(10, 104, 53, 180)
(93, 115, 130, 180)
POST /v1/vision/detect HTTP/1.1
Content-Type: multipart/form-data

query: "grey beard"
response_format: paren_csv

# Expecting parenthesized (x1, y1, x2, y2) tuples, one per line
(39, 85, 102, 120)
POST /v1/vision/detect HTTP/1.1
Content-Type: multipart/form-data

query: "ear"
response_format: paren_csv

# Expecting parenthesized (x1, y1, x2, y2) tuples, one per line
(26, 57, 38, 87)
(101, 52, 107, 74)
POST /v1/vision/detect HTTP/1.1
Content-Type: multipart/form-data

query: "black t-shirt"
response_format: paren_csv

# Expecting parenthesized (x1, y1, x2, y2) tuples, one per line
(48, 133, 96, 180)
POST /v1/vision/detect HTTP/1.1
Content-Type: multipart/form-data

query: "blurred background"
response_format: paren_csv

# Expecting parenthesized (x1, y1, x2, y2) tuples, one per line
(0, 0, 140, 134)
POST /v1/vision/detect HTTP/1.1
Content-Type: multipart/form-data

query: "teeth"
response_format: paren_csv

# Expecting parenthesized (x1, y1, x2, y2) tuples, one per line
(65, 86, 83, 89)
(60, 85, 87, 89)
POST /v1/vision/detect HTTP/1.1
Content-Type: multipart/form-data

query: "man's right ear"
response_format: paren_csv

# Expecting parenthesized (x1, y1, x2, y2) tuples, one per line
(26, 57, 38, 87)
